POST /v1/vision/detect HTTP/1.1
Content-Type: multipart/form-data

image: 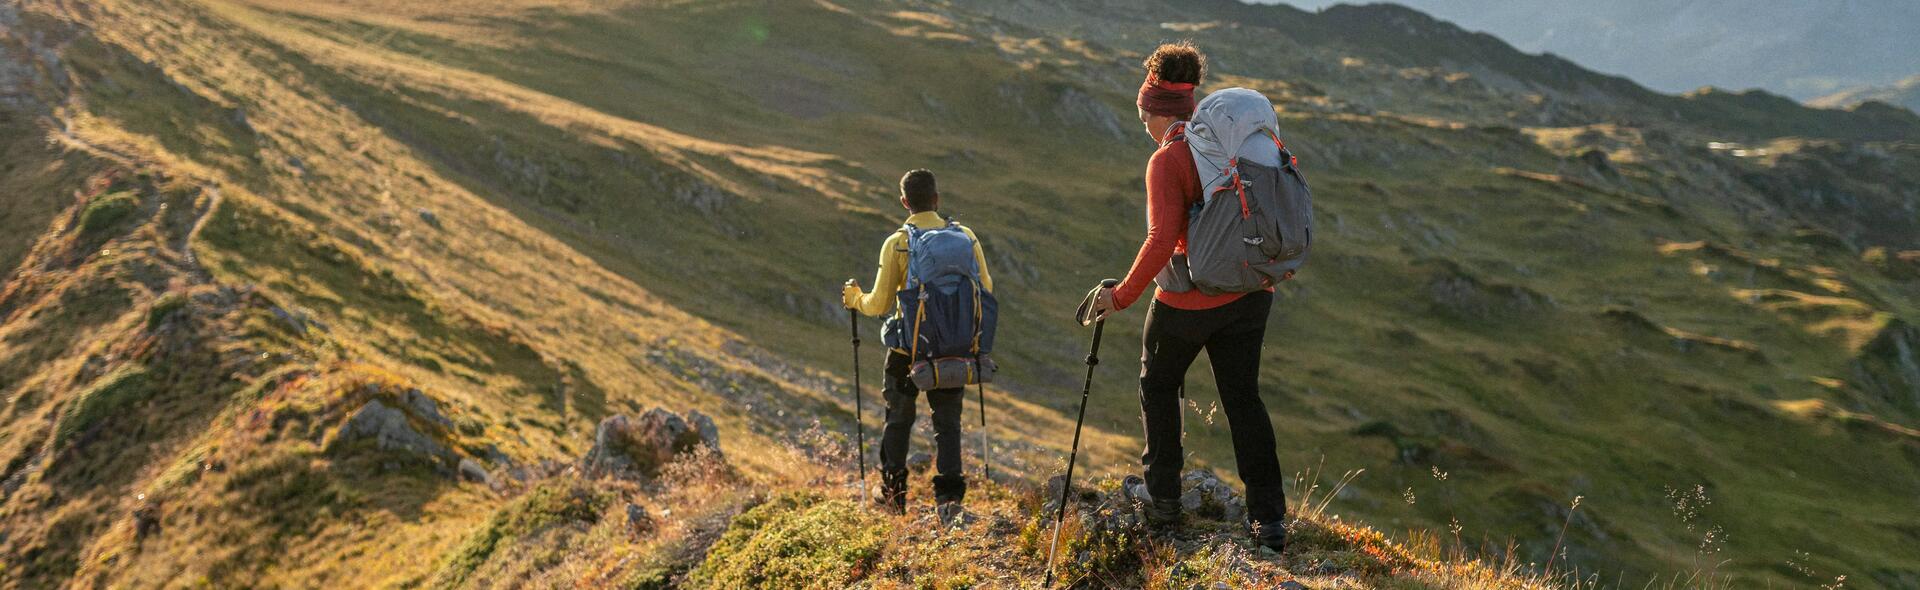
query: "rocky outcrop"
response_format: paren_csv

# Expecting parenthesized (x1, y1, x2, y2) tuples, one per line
(583, 408, 724, 478)
(1178, 471, 1248, 524)
(1052, 468, 1252, 526)
(1852, 319, 1920, 413)
(334, 399, 448, 458)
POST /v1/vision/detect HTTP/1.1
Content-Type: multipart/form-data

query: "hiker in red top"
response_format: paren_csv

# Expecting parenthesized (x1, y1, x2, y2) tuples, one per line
(1087, 42, 1290, 553)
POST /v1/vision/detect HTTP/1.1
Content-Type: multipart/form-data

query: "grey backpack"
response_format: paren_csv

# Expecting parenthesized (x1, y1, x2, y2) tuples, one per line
(1154, 88, 1314, 295)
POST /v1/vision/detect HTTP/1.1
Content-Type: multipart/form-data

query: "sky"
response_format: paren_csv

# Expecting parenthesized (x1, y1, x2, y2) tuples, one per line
(1253, 0, 1920, 100)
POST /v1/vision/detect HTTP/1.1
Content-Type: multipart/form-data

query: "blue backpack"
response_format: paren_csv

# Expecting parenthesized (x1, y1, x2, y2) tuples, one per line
(882, 219, 998, 389)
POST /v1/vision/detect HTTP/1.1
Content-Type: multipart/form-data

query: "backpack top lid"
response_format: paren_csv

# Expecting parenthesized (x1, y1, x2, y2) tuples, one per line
(903, 220, 980, 292)
(1185, 88, 1282, 200)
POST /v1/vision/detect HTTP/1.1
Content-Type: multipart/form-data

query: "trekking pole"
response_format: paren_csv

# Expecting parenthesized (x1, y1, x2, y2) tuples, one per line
(849, 306, 869, 505)
(976, 356, 991, 482)
(1045, 279, 1119, 588)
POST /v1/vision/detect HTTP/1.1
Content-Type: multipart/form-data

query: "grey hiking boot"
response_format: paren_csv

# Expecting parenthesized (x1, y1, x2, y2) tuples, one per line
(1121, 475, 1183, 531)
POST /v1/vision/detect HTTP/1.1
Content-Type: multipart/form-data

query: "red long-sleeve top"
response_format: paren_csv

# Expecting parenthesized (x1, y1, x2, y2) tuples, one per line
(1113, 129, 1252, 311)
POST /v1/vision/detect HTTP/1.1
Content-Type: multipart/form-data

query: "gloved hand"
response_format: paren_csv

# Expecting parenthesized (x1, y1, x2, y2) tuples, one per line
(1091, 287, 1117, 322)
(842, 279, 863, 310)
(1075, 279, 1122, 326)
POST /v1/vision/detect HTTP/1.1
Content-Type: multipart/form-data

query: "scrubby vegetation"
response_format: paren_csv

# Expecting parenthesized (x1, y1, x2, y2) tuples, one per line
(433, 478, 614, 588)
(687, 492, 888, 589)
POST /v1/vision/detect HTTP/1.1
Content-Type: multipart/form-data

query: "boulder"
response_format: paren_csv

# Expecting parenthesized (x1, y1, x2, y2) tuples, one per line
(1180, 470, 1248, 524)
(457, 458, 490, 485)
(403, 388, 453, 429)
(584, 408, 723, 477)
(687, 410, 722, 456)
(906, 452, 932, 474)
(335, 399, 445, 458)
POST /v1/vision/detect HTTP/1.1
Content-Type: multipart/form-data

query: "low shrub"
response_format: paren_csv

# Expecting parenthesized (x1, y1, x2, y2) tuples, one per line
(687, 492, 886, 589)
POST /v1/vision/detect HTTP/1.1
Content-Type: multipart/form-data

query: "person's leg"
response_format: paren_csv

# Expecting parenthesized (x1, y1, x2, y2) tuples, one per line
(1139, 301, 1207, 507)
(878, 352, 919, 510)
(1204, 293, 1287, 541)
(926, 386, 967, 504)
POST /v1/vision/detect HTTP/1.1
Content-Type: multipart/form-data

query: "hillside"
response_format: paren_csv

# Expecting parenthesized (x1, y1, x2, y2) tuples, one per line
(1, 0, 1917, 588)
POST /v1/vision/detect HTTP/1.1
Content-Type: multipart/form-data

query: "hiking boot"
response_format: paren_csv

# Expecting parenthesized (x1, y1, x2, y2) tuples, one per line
(1251, 521, 1287, 553)
(1121, 475, 1183, 531)
(879, 470, 908, 515)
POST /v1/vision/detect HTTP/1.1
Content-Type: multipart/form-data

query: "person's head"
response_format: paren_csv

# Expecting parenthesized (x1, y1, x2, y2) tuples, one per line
(1136, 41, 1206, 144)
(899, 169, 938, 213)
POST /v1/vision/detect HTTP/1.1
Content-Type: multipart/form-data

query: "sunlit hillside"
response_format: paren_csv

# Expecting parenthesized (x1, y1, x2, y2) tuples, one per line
(1, 0, 1916, 588)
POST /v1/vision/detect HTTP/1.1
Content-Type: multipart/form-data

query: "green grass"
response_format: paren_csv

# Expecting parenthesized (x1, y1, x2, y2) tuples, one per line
(78, 191, 139, 235)
(145, 291, 189, 329)
(431, 478, 612, 588)
(53, 366, 153, 448)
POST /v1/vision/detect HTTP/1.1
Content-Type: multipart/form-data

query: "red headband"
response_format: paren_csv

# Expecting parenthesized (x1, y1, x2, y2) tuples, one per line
(1137, 77, 1196, 117)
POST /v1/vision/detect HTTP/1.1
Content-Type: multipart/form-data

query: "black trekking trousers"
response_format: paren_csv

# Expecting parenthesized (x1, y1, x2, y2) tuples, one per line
(880, 351, 966, 503)
(1138, 290, 1287, 530)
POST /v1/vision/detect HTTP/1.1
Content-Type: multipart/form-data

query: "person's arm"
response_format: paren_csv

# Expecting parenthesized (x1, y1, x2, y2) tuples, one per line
(1110, 148, 1190, 311)
(961, 226, 994, 293)
(846, 232, 907, 316)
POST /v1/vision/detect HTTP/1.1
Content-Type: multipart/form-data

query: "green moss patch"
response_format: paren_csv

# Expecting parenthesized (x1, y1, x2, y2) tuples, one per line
(78, 191, 140, 235)
(687, 492, 887, 589)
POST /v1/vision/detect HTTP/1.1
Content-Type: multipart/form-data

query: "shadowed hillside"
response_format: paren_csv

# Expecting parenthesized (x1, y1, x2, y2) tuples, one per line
(1, 0, 1916, 588)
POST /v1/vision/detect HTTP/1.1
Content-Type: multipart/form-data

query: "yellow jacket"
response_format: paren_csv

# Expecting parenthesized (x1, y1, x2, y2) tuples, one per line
(844, 211, 993, 317)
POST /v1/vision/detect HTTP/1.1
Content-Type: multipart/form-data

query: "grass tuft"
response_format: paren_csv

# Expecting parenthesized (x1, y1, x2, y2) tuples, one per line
(54, 366, 153, 448)
(431, 477, 613, 588)
(78, 191, 140, 235)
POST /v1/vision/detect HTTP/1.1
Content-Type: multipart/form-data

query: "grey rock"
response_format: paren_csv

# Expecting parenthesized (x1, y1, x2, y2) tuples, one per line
(584, 408, 713, 478)
(402, 388, 453, 429)
(687, 409, 722, 455)
(626, 503, 654, 537)
(634, 408, 698, 459)
(585, 414, 637, 474)
(1181, 470, 1247, 523)
(417, 208, 441, 228)
(906, 452, 932, 474)
(269, 306, 309, 336)
(1052, 87, 1127, 140)
(457, 458, 490, 484)
(336, 400, 445, 457)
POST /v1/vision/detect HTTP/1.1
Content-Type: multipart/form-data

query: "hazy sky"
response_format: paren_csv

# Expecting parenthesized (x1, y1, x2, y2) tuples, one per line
(1251, 0, 1920, 100)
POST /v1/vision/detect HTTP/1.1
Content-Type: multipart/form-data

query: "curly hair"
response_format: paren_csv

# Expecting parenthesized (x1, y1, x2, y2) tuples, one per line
(1143, 41, 1206, 85)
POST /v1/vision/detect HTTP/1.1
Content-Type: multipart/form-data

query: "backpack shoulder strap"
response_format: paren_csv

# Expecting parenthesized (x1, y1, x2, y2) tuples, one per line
(1160, 121, 1187, 149)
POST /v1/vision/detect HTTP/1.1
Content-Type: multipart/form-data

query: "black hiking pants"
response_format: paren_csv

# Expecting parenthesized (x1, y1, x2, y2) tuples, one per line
(880, 351, 966, 503)
(1138, 290, 1287, 531)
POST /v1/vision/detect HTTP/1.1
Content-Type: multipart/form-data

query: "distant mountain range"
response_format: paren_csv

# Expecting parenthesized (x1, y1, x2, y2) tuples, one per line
(1812, 74, 1920, 114)
(1264, 0, 1920, 101)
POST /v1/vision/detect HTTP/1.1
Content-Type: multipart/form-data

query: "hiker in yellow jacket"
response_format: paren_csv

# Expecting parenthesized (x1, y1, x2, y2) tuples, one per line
(841, 169, 992, 518)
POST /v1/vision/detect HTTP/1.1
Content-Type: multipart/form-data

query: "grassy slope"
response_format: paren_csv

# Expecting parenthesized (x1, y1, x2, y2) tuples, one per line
(0, 0, 1915, 587)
